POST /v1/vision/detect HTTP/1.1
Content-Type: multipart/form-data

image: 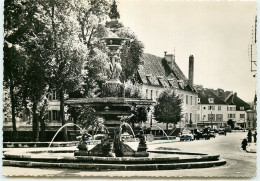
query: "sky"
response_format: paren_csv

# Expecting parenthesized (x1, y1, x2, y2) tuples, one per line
(118, 0, 257, 102)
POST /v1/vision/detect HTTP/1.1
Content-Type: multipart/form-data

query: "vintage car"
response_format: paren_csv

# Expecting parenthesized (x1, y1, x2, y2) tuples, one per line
(209, 130, 216, 138)
(180, 130, 194, 141)
(218, 127, 225, 135)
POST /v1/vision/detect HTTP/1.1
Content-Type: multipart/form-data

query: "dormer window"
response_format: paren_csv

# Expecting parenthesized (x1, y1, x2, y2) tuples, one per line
(167, 78, 174, 87)
(177, 80, 184, 89)
(240, 107, 244, 111)
(197, 98, 200, 103)
(208, 98, 214, 104)
(146, 74, 152, 85)
(157, 76, 164, 86)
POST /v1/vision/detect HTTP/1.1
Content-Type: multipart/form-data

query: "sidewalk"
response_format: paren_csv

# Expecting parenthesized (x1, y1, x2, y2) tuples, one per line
(246, 143, 257, 153)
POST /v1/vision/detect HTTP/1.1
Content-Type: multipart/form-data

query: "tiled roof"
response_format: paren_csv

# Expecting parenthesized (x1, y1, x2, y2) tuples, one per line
(226, 94, 251, 111)
(137, 53, 195, 92)
(197, 89, 227, 105)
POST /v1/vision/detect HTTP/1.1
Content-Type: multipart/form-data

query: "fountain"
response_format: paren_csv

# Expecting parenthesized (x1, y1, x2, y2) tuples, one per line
(2, 3, 226, 171)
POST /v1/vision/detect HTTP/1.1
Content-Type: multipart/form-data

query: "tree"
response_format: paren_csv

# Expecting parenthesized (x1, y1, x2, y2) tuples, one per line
(4, 0, 27, 140)
(68, 105, 99, 138)
(4, 0, 50, 141)
(128, 105, 147, 131)
(117, 27, 144, 82)
(154, 90, 182, 134)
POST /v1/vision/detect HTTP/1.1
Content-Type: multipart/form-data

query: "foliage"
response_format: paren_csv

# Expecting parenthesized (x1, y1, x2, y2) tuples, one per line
(117, 27, 144, 82)
(127, 106, 147, 130)
(124, 80, 141, 98)
(154, 90, 182, 132)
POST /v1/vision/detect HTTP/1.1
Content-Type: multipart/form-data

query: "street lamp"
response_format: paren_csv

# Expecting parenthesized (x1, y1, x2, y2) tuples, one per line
(210, 109, 213, 129)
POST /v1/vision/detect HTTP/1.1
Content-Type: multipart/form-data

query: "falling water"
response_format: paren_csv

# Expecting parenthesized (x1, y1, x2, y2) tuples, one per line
(120, 122, 136, 138)
(48, 123, 83, 149)
(152, 125, 169, 140)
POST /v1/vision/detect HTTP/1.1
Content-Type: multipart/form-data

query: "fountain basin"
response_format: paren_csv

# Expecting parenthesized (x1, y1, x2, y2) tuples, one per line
(3, 148, 226, 171)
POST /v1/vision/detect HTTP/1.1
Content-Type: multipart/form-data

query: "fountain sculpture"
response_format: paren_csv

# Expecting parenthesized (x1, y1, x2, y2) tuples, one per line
(66, 16, 154, 157)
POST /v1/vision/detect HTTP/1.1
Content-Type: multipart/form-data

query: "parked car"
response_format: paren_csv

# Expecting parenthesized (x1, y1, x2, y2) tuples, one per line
(180, 130, 194, 141)
(209, 130, 216, 138)
(234, 126, 243, 130)
(225, 126, 232, 133)
(218, 127, 225, 135)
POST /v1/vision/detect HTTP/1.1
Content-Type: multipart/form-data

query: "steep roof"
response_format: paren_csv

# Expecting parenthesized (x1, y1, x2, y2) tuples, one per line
(226, 94, 251, 111)
(137, 53, 195, 92)
(197, 89, 227, 105)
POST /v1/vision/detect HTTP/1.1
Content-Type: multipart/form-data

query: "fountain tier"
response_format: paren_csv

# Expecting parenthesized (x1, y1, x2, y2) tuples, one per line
(66, 97, 155, 157)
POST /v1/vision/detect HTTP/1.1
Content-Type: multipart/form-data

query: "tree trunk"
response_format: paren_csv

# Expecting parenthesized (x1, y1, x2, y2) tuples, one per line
(9, 80, 18, 141)
(40, 108, 46, 142)
(60, 89, 68, 141)
(166, 122, 169, 135)
(32, 102, 39, 141)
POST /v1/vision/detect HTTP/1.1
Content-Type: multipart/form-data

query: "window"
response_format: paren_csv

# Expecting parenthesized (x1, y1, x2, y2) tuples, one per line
(185, 113, 189, 122)
(150, 90, 153, 99)
(48, 90, 57, 101)
(208, 106, 215, 110)
(240, 114, 245, 119)
(203, 106, 206, 110)
(208, 114, 215, 121)
(190, 96, 193, 105)
(240, 107, 244, 111)
(197, 98, 200, 103)
(186, 95, 188, 104)
(48, 111, 52, 121)
(208, 98, 214, 104)
(146, 89, 148, 98)
(228, 114, 235, 118)
(228, 107, 236, 111)
(52, 110, 60, 121)
(190, 113, 192, 121)
(216, 114, 223, 121)
(218, 106, 221, 111)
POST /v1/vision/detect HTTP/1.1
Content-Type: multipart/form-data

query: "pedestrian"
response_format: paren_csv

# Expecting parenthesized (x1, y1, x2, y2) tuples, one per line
(248, 129, 252, 143)
(224, 129, 227, 136)
(253, 131, 257, 143)
(242, 138, 248, 150)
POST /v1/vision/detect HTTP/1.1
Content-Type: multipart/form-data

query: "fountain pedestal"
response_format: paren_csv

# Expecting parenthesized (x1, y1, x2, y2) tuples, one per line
(66, 97, 154, 157)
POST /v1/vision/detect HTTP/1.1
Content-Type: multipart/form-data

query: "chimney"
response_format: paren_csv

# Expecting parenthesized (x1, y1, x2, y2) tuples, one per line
(164, 52, 174, 69)
(188, 55, 194, 85)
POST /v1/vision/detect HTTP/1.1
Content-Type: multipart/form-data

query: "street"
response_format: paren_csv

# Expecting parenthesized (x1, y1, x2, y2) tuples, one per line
(2, 131, 257, 178)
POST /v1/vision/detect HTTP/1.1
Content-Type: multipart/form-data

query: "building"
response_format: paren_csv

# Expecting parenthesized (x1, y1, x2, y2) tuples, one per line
(135, 53, 199, 133)
(246, 94, 257, 130)
(225, 92, 251, 129)
(196, 86, 228, 129)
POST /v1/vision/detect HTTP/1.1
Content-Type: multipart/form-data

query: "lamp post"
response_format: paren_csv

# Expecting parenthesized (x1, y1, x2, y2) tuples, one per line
(210, 109, 213, 129)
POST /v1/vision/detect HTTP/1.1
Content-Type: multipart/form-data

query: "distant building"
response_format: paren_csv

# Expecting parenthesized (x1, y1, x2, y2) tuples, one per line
(225, 92, 251, 129)
(135, 53, 199, 132)
(195, 87, 228, 129)
(246, 94, 257, 130)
